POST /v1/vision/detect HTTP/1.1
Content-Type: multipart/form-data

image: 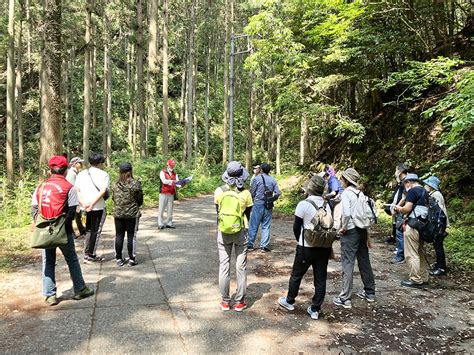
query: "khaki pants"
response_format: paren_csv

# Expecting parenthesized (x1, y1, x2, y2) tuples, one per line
(158, 193, 174, 227)
(404, 225, 429, 284)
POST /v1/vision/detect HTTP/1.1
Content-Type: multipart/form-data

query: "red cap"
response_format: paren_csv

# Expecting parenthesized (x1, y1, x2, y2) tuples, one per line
(48, 155, 68, 169)
(167, 159, 176, 167)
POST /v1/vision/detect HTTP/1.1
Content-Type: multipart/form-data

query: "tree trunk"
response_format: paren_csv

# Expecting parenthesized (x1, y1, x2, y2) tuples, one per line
(61, 56, 69, 158)
(162, 0, 169, 157)
(204, 32, 211, 168)
(26, 0, 32, 85)
(276, 119, 281, 176)
(83, 0, 92, 162)
(137, 0, 146, 158)
(222, 0, 230, 163)
(39, 0, 62, 173)
(193, 51, 198, 157)
(147, 0, 159, 154)
(127, 32, 134, 149)
(103, 14, 112, 165)
(6, 0, 15, 186)
(17, 0, 25, 176)
(91, 24, 97, 129)
(246, 82, 255, 172)
(184, 0, 196, 164)
(300, 116, 309, 166)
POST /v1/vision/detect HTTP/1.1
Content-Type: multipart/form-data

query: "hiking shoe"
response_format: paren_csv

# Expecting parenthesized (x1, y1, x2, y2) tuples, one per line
(45, 295, 59, 306)
(158, 225, 165, 230)
(278, 297, 295, 311)
(401, 280, 426, 289)
(247, 245, 255, 251)
(234, 300, 247, 312)
(74, 287, 94, 300)
(333, 296, 352, 309)
(166, 224, 176, 229)
(84, 255, 104, 264)
(128, 259, 138, 267)
(357, 290, 375, 302)
(307, 306, 319, 320)
(219, 301, 230, 311)
(116, 259, 125, 267)
(391, 257, 405, 264)
(429, 268, 446, 276)
(260, 247, 271, 253)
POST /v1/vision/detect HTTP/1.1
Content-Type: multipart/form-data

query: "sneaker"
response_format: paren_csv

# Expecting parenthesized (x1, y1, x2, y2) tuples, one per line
(45, 295, 59, 306)
(128, 259, 138, 267)
(307, 306, 319, 320)
(278, 296, 295, 311)
(166, 224, 176, 229)
(74, 286, 94, 300)
(401, 279, 426, 288)
(234, 300, 247, 312)
(247, 245, 255, 251)
(158, 225, 165, 230)
(333, 296, 352, 309)
(429, 268, 446, 276)
(384, 236, 396, 244)
(357, 290, 375, 302)
(84, 255, 104, 263)
(116, 259, 125, 267)
(391, 257, 405, 264)
(260, 247, 271, 253)
(219, 301, 231, 311)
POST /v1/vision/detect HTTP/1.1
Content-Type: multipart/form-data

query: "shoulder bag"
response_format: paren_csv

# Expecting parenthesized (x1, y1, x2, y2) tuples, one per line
(88, 169, 110, 200)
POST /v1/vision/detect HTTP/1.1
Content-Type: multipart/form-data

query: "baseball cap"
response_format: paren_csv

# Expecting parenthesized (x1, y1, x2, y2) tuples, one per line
(48, 155, 68, 169)
(167, 159, 176, 167)
(119, 162, 133, 173)
(69, 157, 84, 166)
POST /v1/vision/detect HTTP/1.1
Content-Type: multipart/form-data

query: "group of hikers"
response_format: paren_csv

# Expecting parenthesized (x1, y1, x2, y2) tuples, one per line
(32, 155, 449, 319)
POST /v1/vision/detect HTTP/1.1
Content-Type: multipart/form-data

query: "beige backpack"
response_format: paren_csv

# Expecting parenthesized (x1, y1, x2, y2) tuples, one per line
(303, 199, 337, 248)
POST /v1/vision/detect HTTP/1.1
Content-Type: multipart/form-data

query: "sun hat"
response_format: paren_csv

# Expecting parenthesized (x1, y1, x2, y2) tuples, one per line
(167, 159, 176, 168)
(119, 162, 133, 173)
(341, 168, 361, 188)
(304, 175, 325, 196)
(48, 155, 68, 169)
(222, 161, 249, 188)
(69, 157, 84, 167)
(423, 176, 440, 191)
(402, 173, 420, 183)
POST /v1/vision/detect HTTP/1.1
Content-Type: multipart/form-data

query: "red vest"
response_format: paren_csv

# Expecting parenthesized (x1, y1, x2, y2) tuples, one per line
(36, 174, 73, 219)
(161, 169, 176, 194)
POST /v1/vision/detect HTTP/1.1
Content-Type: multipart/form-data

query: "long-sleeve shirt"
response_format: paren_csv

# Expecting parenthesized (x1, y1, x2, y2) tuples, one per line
(340, 186, 360, 231)
(160, 169, 178, 185)
(250, 173, 280, 206)
(430, 190, 449, 227)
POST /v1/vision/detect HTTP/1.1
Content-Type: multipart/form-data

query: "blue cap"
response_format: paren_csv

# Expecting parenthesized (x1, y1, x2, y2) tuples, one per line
(423, 176, 440, 191)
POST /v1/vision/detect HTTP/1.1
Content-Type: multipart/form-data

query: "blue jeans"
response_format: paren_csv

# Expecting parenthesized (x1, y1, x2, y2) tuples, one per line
(42, 233, 86, 297)
(396, 229, 404, 260)
(248, 204, 273, 248)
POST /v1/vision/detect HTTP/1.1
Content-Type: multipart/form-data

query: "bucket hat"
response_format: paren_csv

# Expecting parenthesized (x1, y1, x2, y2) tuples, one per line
(402, 173, 420, 183)
(423, 176, 440, 191)
(222, 161, 249, 188)
(304, 175, 325, 196)
(341, 168, 361, 188)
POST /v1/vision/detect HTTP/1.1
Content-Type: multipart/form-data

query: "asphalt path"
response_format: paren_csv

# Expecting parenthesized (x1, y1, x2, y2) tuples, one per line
(1, 195, 472, 353)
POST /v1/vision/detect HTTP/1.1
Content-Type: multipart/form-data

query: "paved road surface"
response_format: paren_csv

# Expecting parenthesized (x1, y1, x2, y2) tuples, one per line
(1, 195, 472, 353)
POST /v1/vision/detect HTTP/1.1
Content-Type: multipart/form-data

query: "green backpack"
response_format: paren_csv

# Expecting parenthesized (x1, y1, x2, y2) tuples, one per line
(218, 186, 243, 234)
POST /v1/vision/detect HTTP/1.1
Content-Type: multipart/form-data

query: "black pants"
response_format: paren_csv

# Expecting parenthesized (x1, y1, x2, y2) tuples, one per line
(433, 234, 447, 270)
(74, 211, 86, 235)
(84, 209, 105, 257)
(114, 217, 138, 260)
(286, 245, 331, 311)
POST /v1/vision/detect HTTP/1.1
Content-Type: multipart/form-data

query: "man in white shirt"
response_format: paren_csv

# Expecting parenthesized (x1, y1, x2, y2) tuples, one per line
(75, 153, 110, 263)
(158, 159, 178, 229)
(66, 157, 86, 237)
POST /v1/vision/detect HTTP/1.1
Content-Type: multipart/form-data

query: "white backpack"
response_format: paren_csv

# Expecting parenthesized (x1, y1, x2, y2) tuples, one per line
(349, 190, 378, 229)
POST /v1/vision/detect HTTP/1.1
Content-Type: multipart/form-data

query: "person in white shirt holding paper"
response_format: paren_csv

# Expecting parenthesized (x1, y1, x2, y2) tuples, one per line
(158, 159, 179, 229)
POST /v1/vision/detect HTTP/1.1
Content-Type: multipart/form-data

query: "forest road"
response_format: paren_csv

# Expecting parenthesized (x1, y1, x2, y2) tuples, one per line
(0, 195, 472, 353)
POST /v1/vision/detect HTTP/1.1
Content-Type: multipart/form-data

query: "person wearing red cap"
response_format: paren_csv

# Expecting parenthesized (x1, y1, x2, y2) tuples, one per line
(31, 155, 94, 306)
(158, 159, 179, 229)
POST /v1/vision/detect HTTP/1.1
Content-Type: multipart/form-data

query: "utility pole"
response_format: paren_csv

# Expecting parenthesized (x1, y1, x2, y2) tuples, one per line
(228, 34, 251, 161)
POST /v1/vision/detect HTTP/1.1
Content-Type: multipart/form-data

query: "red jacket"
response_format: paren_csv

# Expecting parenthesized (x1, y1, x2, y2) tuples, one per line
(36, 174, 73, 219)
(160, 169, 176, 194)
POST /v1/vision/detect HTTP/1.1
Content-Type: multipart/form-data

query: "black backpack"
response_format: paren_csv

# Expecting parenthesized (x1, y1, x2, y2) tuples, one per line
(409, 191, 447, 243)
